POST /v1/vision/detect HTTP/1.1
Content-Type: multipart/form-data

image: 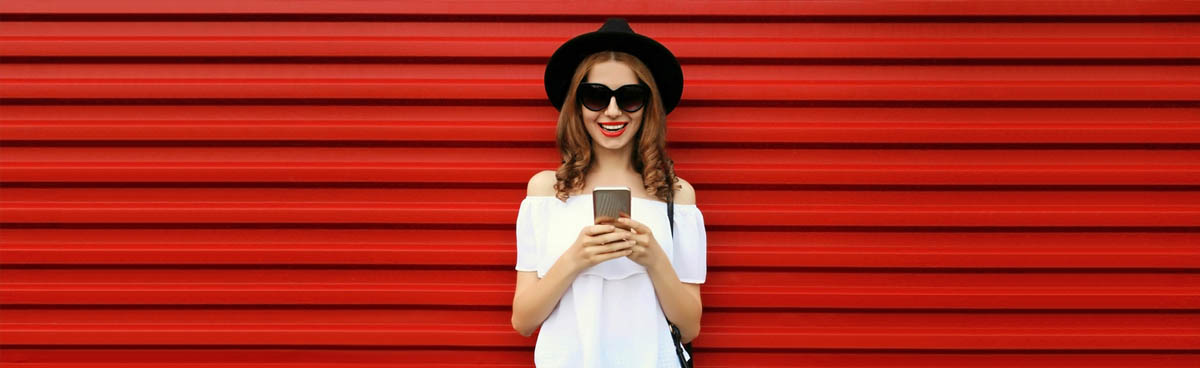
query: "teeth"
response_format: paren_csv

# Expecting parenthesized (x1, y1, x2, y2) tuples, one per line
(600, 123, 627, 132)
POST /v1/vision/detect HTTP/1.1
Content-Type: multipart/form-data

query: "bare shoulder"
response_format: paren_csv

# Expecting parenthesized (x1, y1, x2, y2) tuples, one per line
(673, 177, 697, 205)
(526, 170, 558, 197)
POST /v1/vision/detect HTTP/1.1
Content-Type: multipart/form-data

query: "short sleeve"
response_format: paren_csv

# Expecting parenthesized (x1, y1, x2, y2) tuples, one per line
(671, 204, 707, 284)
(514, 197, 541, 272)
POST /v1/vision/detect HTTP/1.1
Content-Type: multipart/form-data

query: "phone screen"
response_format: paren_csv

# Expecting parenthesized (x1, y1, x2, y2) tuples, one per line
(593, 186, 631, 227)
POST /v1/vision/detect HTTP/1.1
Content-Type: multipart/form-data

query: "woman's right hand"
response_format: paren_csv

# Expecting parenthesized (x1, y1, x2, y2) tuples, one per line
(564, 224, 634, 273)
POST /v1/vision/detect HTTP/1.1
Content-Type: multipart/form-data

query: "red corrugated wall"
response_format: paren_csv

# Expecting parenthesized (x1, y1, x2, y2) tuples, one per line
(2, 1, 1199, 367)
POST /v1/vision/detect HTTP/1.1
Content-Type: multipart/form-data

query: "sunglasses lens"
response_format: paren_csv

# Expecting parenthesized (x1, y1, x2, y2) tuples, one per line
(578, 84, 611, 111)
(615, 86, 648, 112)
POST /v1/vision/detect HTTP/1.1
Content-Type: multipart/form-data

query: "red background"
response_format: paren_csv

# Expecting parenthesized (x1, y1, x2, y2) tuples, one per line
(1, 1, 1199, 366)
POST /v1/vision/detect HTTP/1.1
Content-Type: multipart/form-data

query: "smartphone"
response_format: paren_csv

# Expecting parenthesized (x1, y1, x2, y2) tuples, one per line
(593, 186, 632, 227)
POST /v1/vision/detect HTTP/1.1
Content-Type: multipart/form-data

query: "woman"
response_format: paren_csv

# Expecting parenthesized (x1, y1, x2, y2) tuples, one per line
(510, 19, 707, 368)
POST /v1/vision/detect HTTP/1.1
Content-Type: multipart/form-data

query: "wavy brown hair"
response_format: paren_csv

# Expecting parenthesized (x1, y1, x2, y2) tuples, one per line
(554, 51, 678, 202)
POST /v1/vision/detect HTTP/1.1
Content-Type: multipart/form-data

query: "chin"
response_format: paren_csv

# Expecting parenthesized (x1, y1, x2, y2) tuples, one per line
(590, 136, 632, 151)
(599, 143, 628, 151)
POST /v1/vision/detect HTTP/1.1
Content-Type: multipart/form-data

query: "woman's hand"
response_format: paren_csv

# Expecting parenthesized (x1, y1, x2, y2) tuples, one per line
(616, 217, 668, 268)
(563, 224, 635, 273)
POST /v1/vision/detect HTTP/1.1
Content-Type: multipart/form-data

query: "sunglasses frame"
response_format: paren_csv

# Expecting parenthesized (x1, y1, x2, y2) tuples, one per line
(576, 82, 651, 113)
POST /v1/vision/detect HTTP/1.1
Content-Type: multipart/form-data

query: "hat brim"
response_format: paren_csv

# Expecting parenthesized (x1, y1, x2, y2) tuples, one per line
(544, 31, 683, 114)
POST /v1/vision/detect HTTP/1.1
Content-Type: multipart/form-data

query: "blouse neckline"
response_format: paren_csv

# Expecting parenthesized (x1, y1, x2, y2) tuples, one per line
(525, 194, 700, 207)
(525, 194, 700, 208)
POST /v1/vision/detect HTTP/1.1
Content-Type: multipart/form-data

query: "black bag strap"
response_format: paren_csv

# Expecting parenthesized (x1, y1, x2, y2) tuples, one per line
(668, 192, 675, 236)
(664, 175, 693, 368)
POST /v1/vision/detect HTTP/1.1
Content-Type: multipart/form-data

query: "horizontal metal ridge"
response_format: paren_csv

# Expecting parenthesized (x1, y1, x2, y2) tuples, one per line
(3, 283, 1196, 309)
(2, 1, 1197, 16)
(2, 147, 1192, 164)
(0, 355, 1195, 368)
(1, 202, 1198, 226)
(2, 308, 1193, 328)
(7, 188, 1194, 205)
(2, 79, 1196, 100)
(697, 326, 1200, 349)
(0, 365, 527, 368)
(2, 162, 1198, 185)
(2, 323, 1198, 349)
(3, 229, 1194, 246)
(0, 322, 528, 347)
(3, 105, 1193, 122)
(10, 64, 1190, 79)
(2, 243, 1197, 268)
(3, 37, 1197, 58)
(709, 245, 1200, 268)
(5, 22, 1198, 39)
(3, 121, 1200, 144)
(1, 270, 1192, 288)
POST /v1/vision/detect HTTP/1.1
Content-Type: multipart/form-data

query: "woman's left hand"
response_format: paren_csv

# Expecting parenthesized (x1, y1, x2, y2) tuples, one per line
(616, 217, 667, 268)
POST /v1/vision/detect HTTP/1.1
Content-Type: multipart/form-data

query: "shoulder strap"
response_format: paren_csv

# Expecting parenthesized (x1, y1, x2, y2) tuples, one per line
(664, 175, 692, 367)
(667, 181, 675, 236)
(668, 199, 675, 236)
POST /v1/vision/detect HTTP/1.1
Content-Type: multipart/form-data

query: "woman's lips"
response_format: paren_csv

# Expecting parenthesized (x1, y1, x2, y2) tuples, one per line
(598, 122, 628, 137)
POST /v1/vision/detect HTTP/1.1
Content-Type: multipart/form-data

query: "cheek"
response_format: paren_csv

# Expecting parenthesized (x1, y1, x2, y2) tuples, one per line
(580, 110, 598, 134)
(628, 113, 645, 135)
(581, 108, 599, 122)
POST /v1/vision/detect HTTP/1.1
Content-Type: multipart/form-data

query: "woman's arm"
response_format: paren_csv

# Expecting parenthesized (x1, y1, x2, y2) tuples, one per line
(511, 262, 580, 337)
(621, 178, 704, 343)
(648, 263, 703, 343)
(511, 171, 578, 337)
(511, 171, 634, 336)
(655, 178, 703, 342)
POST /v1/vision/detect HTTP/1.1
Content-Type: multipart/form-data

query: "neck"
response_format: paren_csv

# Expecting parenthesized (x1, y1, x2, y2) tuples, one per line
(588, 141, 636, 177)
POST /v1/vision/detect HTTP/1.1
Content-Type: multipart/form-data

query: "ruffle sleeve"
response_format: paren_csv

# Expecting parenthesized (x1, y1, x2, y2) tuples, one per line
(670, 204, 707, 284)
(514, 196, 542, 272)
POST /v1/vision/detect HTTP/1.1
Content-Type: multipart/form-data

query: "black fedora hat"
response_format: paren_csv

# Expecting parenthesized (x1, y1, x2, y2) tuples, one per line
(544, 18, 683, 114)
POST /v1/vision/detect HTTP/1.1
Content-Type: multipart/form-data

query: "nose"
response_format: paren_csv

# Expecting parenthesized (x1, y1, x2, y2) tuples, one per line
(603, 96, 621, 117)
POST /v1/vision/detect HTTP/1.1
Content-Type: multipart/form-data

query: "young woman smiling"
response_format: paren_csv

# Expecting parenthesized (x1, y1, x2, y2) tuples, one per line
(510, 19, 707, 368)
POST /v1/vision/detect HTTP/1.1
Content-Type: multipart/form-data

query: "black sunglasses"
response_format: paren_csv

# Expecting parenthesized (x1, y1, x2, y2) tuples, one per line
(576, 83, 650, 113)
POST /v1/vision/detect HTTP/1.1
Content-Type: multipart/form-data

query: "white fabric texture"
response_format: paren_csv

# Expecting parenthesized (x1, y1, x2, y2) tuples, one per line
(515, 195, 707, 368)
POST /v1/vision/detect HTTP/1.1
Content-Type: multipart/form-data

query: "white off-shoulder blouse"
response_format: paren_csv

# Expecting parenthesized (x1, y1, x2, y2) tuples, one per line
(515, 194, 707, 368)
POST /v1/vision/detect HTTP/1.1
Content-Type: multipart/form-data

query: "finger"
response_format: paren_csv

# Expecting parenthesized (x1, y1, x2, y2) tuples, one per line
(600, 231, 634, 245)
(587, 241, 631, 257)
(612, 213, 634, 230)
(618, 217, 651, 234)
(588, 239, 633, 256)
(604, 239, 634, 253)
(635, 234, 652, 246)
(585, 233, 622, 247)
(607, 228, 634, 239)
(583, 224, 616, 236)
(596, 248, 635, 262)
